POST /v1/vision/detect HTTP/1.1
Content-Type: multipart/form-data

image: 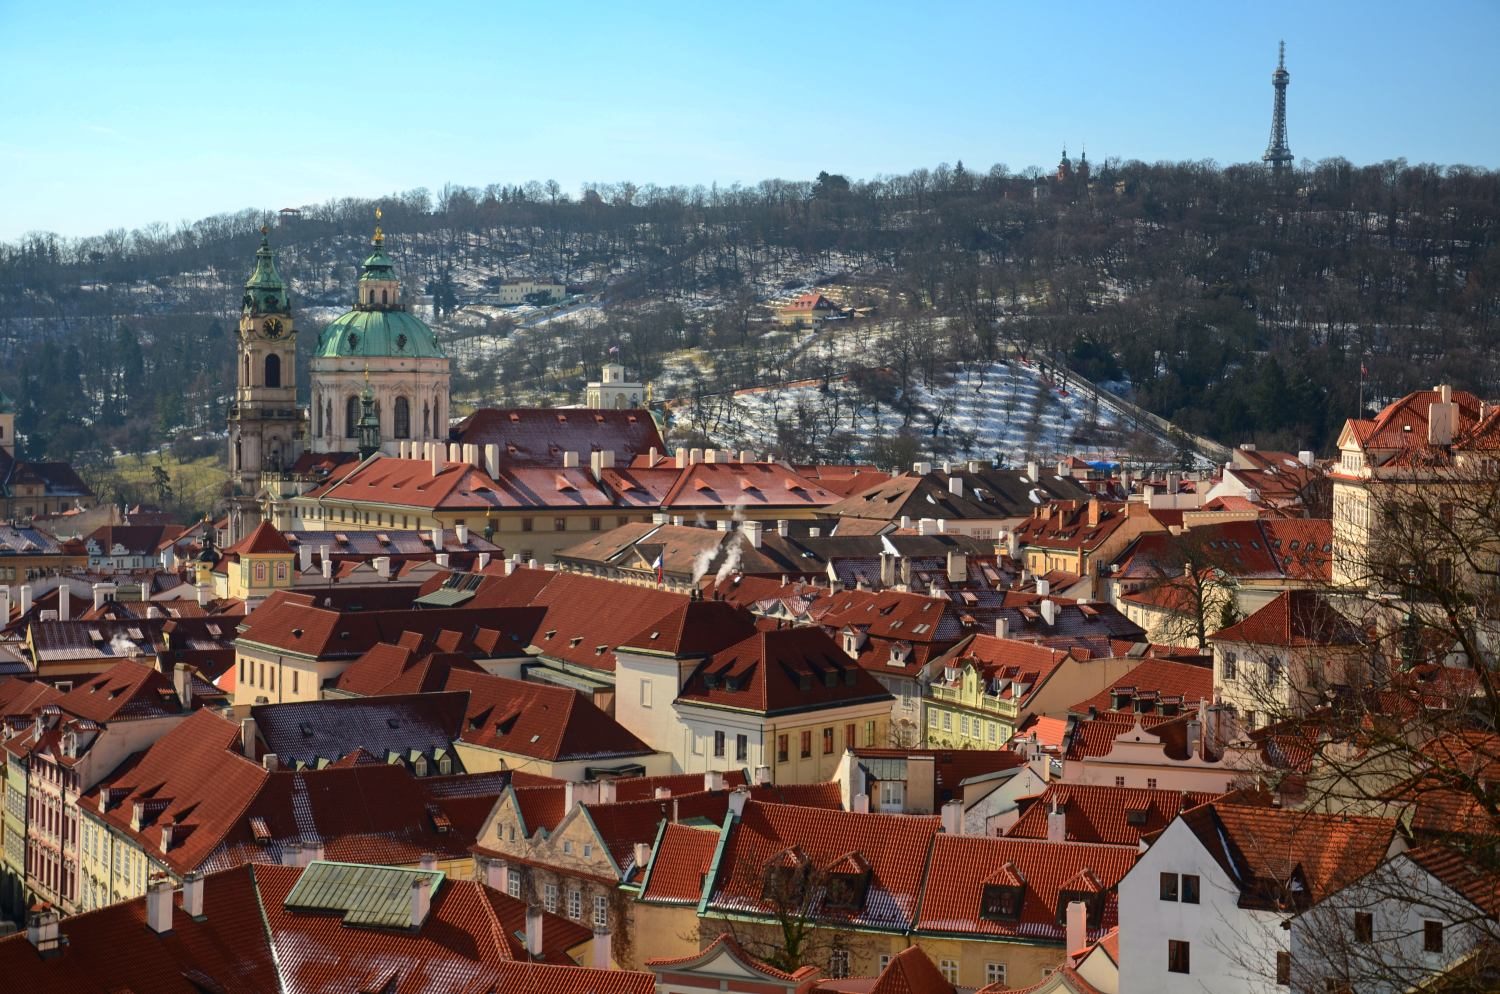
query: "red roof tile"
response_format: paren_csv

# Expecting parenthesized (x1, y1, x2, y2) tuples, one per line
(1007, 783, 1222, 846)
(867, 944, 958, 994)
(677, 627, 892, 714)
(1209, 590, 1366, 648)
(1070, 659, 1214, 715)
(641, 822, 720, 904)
(222, 521, 293, 556)
(452, 406, 665, 469)
(447, 669, 651, 761)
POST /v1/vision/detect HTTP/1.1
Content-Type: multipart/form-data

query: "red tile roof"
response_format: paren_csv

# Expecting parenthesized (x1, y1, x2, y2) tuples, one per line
(1404, 845, 1500, 918)
(1209, 590, 1366, 648)
(1006, 783, 1223, 846)
(446, 669, 652, 761)
(222, 520, 294, 556)
(677, 627, 892, 715)
(866, 944, 959, 994)
(1069, 659, 1214, 715)
(707, 801, 940, 930)
(646, 931, 813, 982)
(56, 659, 187, 722)
(1012, 499, 1144, 553)
(655, 461, 843, 510)
(915, 835, 1138, 942)
(452, 407, 665, 469)
(641, 822, 720, 904)
(332, 634, 489, 696)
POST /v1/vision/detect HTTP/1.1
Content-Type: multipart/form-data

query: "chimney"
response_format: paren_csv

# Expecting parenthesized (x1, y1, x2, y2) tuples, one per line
(1186, 717, 1203, 760)
(411, 875, 432, 928)
(946, 550, 966, 583)
(654, 787, 671, 799)
(1066, 899, 1088, 956)
(912, 461, 932, 475)
(633, 842, 652, 873)
(262, 753, 279, 771)
(592, 925, 612, 970)
(879, 553, 896, 589)
(899, 514, 912, 530)
(562, 450, 579, 468)
(703, 770, 725, 792)
(1041, 599, 1059, 627)
(92, 582, 116, 610)
(717, 518, 733, 532)
(1298, 449, 1315, 467)
(19, 585, 32, 617)
(525, 905, 544, 958)
(675, 447, 688, 469)
(727, 785, 750, 820)
(1047, 799, 1066, 842)
(1087, 498, 1101, 527)
(808, 527, 820, 538)
(58, 591, 69, 621)
(504, 557, 517, 576)
(995, 617, 1010, 640)
(1026, 460, 1039, 482)
(298, 544, 312, 572)
(0, 588, 8, 626)
(196, 582, 210, 608)
(739, 449, 754, 463)
(173, 663, 193, 709)
(940, 799, 964, 835)
(320, 554, 332, 581)
(419, 852, 437, 871)
(1036, 578, 1051, 597)
(240, 718, 256, 760)
(455, 523, 469, 545)
(373, 556, 392, 579)
(753, 765, 772, 785)
(648, 446, 659, 466)
(689, 447, 703, 465)
(146, 877, 174, 934)
(431, 444, 443, 476)
(567, 780, 600, 812)
(448, 443, 462, 463)
(477, 552, 491, 570)
(27, 906, 61, 955)
(742, 520, 764, 549)
(948, 475, 964, 498)
(852, 793, 870, 813)
(434, 553, 450, 568)
(282, 841, 302, 867)
(182, 871, 205, 919)
(484, 443, 501, 479)
(776, 519, 789, 537)
(704, 448, 718, 464)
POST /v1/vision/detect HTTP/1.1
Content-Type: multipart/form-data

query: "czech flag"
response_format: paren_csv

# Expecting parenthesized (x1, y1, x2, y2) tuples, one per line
(653, 553, 664, 585)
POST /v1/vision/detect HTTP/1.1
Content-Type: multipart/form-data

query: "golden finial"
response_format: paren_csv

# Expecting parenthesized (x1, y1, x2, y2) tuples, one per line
(259, 224, 269, 236)
(373, 206, 384, 245)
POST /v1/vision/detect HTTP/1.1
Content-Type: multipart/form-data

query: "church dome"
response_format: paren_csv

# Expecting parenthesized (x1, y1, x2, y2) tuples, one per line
(316, 309, 445, 359)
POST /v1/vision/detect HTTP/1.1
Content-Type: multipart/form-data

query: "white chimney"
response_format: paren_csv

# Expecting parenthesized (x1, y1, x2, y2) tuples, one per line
(946, 550, 966, 583)
(948, 476, 964, 497)
(0, 588, 9, 626)
(504, 557, 517, 576)
(262, 753, 279, 771)
(92, 582, 116, 610)
(912, 461, 932, 475)
(1041, 599, 1058, 627)
(196, 583, 210, 608)
(1026, 460, 1039, 482)
(298, 544, 312, 572)
(431, 444, 443, 476)
(465, 443, 481, 467)
(159, 823, 174, 853)
(525, 905, 544, 957)
(282, 841, 302, 867)
(633, 842, 652, 872)
(654, 787, 671, 799)
(675, 447, 688, 469)
(1036, 578, 1051, 597)
(1298, 449, 1315, 467)
(940, 799, 964, 835)
(240, 718, 256, 760)
(26, 906, 61, 953)
(704, 771, 725, 792)
(182, 871, 204, 918)
(742, 520, 764, 549)
(563, 450, 579, 468)
(411, 875, 432, 928)
(477, 552, 491, 570)
(146, 877, 174, 934)
(727, 786, 750, 820)
(455, 523, 469, 545)
(852, 793, 870, 813)
(995, 617, 1010, 640)
(484, 443, 501, 479)
(776, 519, 789, 537)
(434, 553, 450, 569)
(58, 592, 69, 621)
(1066, 899, 1088, 956)
(173, 663, 193, 709)
(753, 765, 772, 785)
(448, 443, 462, 463)
(1047, 799, 1066, 842)
(717, 518, 733, 532)
(689, 447, 703, 465)
(373, 556, 392, 579)
(597, 780, 617, 805)
(321, 554, 332, 581)
(19, 585, 32, 617)
(420, 852, 437, 871)
(647, 446, 659, 465)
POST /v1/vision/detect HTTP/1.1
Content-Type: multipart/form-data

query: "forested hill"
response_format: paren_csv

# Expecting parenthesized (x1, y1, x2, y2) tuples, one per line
(2, 157, 1498, 472)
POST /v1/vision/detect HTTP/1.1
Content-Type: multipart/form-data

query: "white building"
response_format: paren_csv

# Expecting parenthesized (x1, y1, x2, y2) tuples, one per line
(585, 363, 645, 410)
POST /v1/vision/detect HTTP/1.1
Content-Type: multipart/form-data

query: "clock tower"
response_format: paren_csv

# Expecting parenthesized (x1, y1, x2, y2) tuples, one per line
(227, 227, 303, 541)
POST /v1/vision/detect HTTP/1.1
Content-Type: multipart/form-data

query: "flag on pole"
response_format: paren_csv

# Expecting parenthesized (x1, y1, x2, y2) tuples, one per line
(652, 553, 664, 585)
(608, 344, 620, 355)
(1360, 361, 1368, 377)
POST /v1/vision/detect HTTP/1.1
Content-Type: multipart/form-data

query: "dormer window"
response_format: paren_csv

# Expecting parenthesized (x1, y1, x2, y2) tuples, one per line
(980, 883, 1025, 921)
(824, 852, 872, 911)
(762, 848, 810, 903)
(1055, 889, 1106, 928)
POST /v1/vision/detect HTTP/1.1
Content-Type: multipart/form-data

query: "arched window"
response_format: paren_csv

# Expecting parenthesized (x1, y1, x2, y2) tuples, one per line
(423, 402, 430, 437)
(325, 401, 333, 439)
(381, 288, 388, 306)
(314, 397, 323, 437)
(394, 396, 411, 438)
(264, 354, 281, 388)
(345, 396, 359, 437)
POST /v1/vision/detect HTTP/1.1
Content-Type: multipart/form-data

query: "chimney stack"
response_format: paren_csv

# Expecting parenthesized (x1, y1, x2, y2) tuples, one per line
(420, 852, 437, 871)
(262, 753, 279, 771)
(26, 905, 61, 955)
(948, 475, 964, 498)
(727, 785, 751, 820)
(240, 718, 256, 760)
(19, 584, 32, 617)
(410, 875, 432, 928)
(703, 770, 725, 792)
(1066, 899, 1088, 957)
(940, 799, 964, 835)
(298, 544, 312, 572)
(1047, 799, 1066, 842)
(1036, 578, 1051, 597)
(146, 877, 174, 934)
(373, 556, 392, 579)
(742, 520, 764, 549)
(946, 550, 966, 583)
(455, 523, 469, 545)
(1041, 599, 1058, 627)
(182, 871, 205, 918)
(852, 793, 870, 813)
(525, 905, 544, 958)
(282, 841, 302, 867)
(434, 553, 450, 568)
(320, 553, 332, 581)
(431, 444, 443, 477)
(753, 765, 772, 785)
(477, 552, 491, 570)
(633, 842, 652, 873)
(1087, 497, 1101, 527)
(173, 663, 193, 709)
(484, 443, 501, 479)
(58, 591, 69, 621)
(995, 617, 1009, 640)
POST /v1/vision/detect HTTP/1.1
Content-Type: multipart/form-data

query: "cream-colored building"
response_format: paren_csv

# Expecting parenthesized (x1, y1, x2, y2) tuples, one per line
(585, 363, 645, 410)
(495, 278, 565, 305)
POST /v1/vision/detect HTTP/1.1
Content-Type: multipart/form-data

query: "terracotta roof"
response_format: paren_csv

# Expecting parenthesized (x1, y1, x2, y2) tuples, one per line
(452, 407, 665, 469)
(1404, 845, 1500, 918)
(677, 627, 893, 715)
(646, 931, 811, 982)
(707, 800, 940, 930)
(1012, 499, 1144, 553)
(222, 521, 294, 556)
(916, 835, 1137, 942)
(825, 467, 1089, 524)
(930, 634, 1075, 710)
(0, 677, 64, 718)
(1070, 659, 1214, 715)
(84, 523, 187, 557)
(657, 462, 842, 510)
(332, 634, 489, 696)
(1059, 710, 1176, 760)
(1209, 590, 1366, 648)
(865, 943, 959, 994)
(1172, 801, 1397, 908)
(641, 822, 720, 904)
(446, 669, 652, 761)
(55, 659, 187, 722)
(1344, 387, 1485, 454)
(1007, 783, 1223, 846)
(250, 692, 468, 770)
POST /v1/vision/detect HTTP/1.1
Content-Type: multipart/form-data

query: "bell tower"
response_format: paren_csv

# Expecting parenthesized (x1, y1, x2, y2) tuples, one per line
(227, 226, 303, 542)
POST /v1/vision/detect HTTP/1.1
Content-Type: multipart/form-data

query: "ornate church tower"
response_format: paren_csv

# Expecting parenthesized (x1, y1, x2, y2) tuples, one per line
(227, 227, 303, 540)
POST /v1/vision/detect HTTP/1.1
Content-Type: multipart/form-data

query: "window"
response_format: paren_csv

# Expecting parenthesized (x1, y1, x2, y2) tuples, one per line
(568, 889, 582, 920)
(938, 960, 959, 984)
(823, 727, 835, 755)
(521, 518, 534, 532)
(1224, 651, 1238, 681)
(928, 710, 939, 728)
(1266, 657, 1283, 689)
(828, 949, 850, 979)
(736, 734, 748, 762)
(264, 353, 281, 388)
(1182, 874, 1200, 904)
(879, 780, 905, 809)
(508, 873, 521, 899)
(562, 840, 573, 855)
(544, 882, 558, 913)
(1354, 911, 1373, 943)
(800, 731, 812, 758)
(639, 680, 652, 708)
(1424, 919, 1444, 953)
(1168, 939, 1190, 974)
(988, 722, 998, 743)
(583, 842, 593, 858)
(593, 894, 608, 929)
(292, 670, 299, 695)
(345, 395, 359, 437)
(845, 723, 856, 750)
(1147, 778, 1158, 790)
(553, 517, 566, 532)
(942, 712, 952, 731)
(864, 720, 876, 746)
(1115, 776, 1126, 787)
(777, 735, 789, 763)
(394, 396, 411, 438)
(1277, 951, 1291, 986)
(713, 731, 725, 758)
(986, 963, 1007, 986)
(1160, 872, 1179, 902)
(878, 955, 892, 973)
(589, 516, 601, 531)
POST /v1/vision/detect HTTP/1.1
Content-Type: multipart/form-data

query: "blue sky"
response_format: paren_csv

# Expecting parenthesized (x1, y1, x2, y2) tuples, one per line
(2, 0, 1497, 242)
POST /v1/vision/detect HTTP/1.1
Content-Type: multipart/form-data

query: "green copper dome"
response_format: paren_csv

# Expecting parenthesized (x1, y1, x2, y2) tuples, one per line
(243, 231, 289, 315)
(316, 309, 446, 359)
(359, 247, 397, 281)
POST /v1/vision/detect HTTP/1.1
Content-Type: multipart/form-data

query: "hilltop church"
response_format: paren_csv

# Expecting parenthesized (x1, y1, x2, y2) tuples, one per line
(225, 215, 451, 541)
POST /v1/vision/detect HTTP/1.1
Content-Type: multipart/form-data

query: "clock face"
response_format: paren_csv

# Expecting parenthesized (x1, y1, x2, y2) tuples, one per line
(263, 318, 284, 339)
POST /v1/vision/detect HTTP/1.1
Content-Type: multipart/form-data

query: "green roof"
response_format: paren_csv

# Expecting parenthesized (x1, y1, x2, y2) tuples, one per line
(316, 309, 446, 360)
(283, 860, 445, 929)
(243, 234, 289, 314)
(359, 247, 397, 281)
